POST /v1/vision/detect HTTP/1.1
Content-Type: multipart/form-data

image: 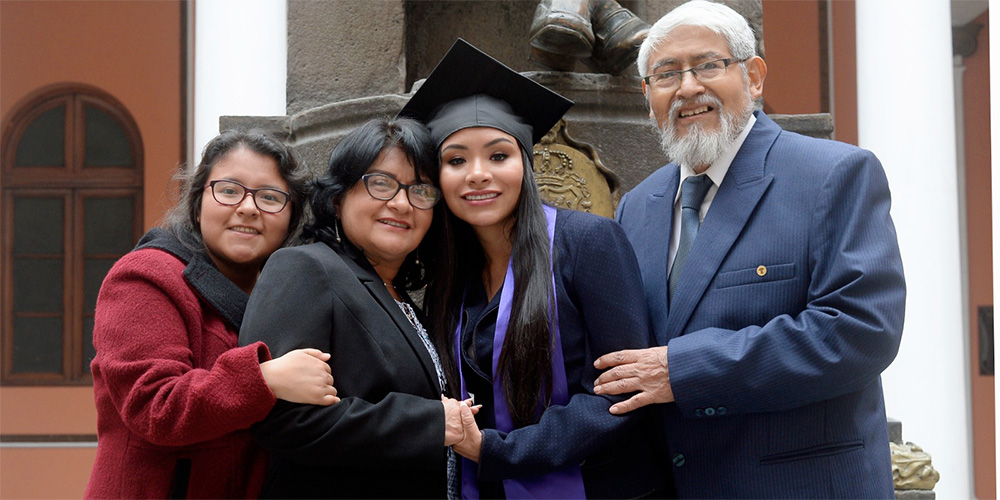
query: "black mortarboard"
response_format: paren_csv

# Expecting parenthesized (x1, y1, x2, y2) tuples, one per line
(398, 39, 573, 156)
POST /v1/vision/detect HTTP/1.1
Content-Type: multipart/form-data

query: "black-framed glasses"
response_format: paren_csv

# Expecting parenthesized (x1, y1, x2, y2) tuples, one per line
(206, 180, 290, 214)
(362, 173, 441, 210)
(643, 57, 747, 89)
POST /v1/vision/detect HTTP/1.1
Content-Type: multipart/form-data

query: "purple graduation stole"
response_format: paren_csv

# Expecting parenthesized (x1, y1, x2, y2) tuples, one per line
(454, 205, 587, 499)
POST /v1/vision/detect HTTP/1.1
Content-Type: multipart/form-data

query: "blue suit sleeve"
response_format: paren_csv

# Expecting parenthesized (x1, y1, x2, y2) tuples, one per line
(667, 148, 905, 416)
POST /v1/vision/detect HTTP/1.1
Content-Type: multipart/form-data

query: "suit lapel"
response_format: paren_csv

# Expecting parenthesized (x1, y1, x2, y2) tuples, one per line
(664, 112, 780, 340)
(337, 247, 441, 393)
(641, 173, 679, 346)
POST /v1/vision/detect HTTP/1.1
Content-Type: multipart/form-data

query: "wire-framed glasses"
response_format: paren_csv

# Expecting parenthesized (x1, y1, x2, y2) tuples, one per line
(643, 57, 747, 89)
(206, 180, 290, 214)
(362, 173, 441, 210)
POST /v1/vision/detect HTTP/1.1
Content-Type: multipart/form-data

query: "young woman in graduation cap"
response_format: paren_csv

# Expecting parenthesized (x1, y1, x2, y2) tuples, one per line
(401, 39, 666, 499)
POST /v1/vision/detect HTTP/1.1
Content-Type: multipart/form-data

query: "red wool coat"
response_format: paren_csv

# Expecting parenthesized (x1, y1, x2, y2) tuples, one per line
(85, 229, 278, 499)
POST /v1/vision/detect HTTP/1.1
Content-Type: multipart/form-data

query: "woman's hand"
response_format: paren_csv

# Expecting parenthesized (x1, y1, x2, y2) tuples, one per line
(260, 348, 339, 406)
(442, 396, 466, 446)
(453, 403, 482, 462)
(442, 397, 482, 446)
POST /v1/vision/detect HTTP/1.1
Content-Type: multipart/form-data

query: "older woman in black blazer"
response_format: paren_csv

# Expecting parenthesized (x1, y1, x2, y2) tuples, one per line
(239, 117, 468, 499)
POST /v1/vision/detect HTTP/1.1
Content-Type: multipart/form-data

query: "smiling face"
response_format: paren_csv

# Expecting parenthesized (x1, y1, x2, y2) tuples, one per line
(644, 25, 765, 170)
(199, 146, 292, 284)
(337, 146, 434, 275)
(438, 127, 525, 239)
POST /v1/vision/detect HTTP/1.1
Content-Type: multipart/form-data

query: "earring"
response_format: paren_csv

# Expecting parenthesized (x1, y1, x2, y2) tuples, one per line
(414, 249, 421, 267)
(332, 198, 342, 244)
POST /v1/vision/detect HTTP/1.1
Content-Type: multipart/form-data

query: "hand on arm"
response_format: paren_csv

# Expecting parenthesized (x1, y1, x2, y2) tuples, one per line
(442, 396, 466, 446)
(593, 346, 673, 414)
(442, 396, 481, 447)
(260, 348, 339, 406)
(453, 402, 482, 462)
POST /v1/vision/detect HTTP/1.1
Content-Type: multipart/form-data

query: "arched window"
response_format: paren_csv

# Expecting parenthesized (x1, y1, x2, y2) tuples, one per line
(2, 83, 143, 384)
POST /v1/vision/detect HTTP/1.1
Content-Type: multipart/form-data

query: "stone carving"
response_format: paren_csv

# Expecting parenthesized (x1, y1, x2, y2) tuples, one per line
(891, 441, 941, 491)
(528, 0, 650, 75)
(533, 119, 622, 218)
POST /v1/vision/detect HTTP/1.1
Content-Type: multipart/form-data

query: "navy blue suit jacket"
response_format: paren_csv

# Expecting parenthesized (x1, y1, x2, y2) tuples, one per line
(616, 111, 905, 498)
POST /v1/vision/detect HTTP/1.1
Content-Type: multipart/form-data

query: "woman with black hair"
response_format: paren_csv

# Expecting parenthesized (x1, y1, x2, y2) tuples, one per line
(86, 130, 338, 499)
(404, 40, 666, 499)
(239, 117, 471, 499)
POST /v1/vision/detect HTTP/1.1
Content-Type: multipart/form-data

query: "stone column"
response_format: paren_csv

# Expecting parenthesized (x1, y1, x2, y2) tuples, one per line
(286, 0, 406, 114)
(193, 0, 286, 162)
(856, 1, 971, 498)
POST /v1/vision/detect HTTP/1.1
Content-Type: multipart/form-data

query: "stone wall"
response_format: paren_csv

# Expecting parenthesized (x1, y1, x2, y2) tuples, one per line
(225, 0, 818, 192)
(286, 0, 766, 115)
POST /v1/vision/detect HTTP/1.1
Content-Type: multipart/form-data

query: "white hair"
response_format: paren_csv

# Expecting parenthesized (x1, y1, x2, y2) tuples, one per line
(637, 0, 757, 78)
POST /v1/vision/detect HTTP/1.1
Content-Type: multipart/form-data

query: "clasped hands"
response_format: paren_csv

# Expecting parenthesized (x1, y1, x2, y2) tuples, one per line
(593, 346, 673, 415)
(442, 396, 483, 462)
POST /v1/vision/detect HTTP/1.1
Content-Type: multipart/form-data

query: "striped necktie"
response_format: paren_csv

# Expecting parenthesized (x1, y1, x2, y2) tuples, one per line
(669, 174, 713, 302)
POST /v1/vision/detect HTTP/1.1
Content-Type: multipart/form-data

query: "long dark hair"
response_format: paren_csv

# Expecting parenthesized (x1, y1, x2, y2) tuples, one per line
(302, 117, 441, 291)
(162, 129, 310, 252)
(427, 148, 555, 428)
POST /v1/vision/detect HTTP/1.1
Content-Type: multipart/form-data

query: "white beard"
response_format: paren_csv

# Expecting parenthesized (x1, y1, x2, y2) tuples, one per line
(655, 90, 755, 170)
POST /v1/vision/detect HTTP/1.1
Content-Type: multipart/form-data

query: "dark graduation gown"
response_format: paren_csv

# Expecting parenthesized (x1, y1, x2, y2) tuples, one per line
(458, 208, 667, 499)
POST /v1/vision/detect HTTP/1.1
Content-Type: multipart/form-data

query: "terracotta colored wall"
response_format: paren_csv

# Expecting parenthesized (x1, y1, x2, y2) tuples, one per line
(760, 0, 824, 115)
(0, 448, 97, 499)
(0, 1, 182, 497)
(830, 0, 857, 145)
(963, 11, 994, 500)
(761, 0, 856, 144)
(0, 0, 183, 228)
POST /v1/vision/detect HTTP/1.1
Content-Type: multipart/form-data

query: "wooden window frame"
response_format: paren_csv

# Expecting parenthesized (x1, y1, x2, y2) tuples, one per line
(1, 83, 143, 385)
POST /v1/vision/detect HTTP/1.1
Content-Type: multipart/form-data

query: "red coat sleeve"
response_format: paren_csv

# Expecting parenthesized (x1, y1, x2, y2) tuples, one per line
(91, 249, 277, 447)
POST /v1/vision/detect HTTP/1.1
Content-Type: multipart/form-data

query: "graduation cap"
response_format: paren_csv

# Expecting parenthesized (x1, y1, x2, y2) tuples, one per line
(398, 38, 573, 156)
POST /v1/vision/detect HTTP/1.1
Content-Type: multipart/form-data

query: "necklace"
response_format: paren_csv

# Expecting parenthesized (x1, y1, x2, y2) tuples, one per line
(396, 299, 420, 330)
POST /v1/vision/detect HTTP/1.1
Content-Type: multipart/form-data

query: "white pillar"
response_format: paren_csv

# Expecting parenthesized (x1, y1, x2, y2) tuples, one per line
(856, 1, 972, 498)
(192, 0, 286, 165)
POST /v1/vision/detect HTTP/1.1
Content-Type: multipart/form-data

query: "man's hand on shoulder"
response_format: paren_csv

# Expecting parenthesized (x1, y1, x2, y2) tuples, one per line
(593, 346, 674, 414)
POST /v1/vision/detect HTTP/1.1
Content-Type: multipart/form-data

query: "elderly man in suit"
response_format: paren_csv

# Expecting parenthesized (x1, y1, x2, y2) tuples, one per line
(593, 1, 906, 498)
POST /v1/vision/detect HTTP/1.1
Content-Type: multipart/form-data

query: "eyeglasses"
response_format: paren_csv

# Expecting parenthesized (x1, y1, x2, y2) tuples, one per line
(643, 58, 747, 89)
(206, 180, 290, 214)
(362, 173, 441, 210)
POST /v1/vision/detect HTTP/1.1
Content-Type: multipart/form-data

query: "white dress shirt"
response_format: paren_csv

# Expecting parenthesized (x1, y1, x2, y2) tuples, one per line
(668, 114, 757, 274)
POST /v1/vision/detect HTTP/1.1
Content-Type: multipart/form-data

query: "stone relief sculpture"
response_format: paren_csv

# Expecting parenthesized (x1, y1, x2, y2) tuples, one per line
(891, 441, 941, 492)
(528, 0, 650, 74)
(533, 119, 622, 218)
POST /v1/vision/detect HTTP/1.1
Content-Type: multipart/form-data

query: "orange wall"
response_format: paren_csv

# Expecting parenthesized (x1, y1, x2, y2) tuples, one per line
(963, 11, 994, 500)
(0, 0, 184, 229)
(0, 1, 182, 496)
(0, 448, 97, 499)
(761, 0, 857, 144)
(830, 0, 858, 145)
(761, 0, 824, 115)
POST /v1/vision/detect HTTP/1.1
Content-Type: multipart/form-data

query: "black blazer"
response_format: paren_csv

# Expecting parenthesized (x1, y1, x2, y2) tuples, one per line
(239, 242, 447, 499)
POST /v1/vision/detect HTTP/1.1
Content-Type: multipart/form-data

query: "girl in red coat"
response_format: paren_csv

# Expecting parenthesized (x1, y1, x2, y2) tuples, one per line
(85, 130, 339, 499)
